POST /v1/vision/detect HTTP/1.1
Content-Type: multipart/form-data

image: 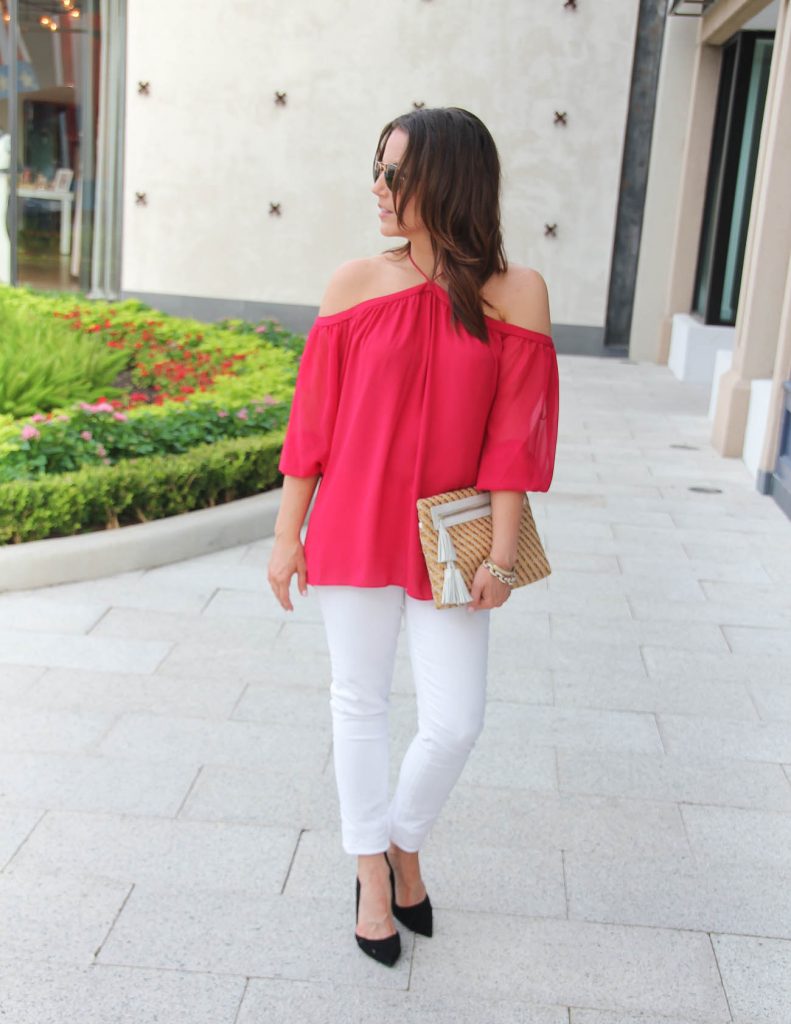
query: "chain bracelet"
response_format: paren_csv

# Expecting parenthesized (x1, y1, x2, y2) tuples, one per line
(482, 557, 517, 587)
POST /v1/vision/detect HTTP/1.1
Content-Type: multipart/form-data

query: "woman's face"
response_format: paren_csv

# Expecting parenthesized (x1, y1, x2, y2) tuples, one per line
(372, 127, 421, 237)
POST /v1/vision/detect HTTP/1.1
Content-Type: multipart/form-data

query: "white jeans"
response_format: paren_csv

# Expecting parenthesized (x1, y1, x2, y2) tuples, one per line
(314, 585, 490, 855)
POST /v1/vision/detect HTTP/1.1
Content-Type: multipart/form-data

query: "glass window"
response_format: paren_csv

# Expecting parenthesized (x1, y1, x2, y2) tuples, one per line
(692, 31, 774, 326)
(0, 0, 101, 293)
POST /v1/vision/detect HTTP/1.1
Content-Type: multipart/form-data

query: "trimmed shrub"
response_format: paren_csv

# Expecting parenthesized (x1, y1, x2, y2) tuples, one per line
(0, 431, 284, 544)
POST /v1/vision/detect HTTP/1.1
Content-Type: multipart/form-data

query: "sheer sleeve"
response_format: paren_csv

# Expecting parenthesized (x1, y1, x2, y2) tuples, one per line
(475, 332, 559, 492)
(278, 319, 347, 477)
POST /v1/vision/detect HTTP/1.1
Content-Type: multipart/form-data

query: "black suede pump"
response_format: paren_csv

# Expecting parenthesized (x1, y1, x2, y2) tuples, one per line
(355, 875, 401, 967)
(384, 851, 433, 937)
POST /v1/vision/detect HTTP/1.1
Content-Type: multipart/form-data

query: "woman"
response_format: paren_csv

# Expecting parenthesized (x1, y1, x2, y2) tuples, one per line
(268, 107, 559, 967)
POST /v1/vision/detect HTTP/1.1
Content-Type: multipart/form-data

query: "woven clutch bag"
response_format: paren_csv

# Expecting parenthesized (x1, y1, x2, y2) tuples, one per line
(416, 488, 551, 609)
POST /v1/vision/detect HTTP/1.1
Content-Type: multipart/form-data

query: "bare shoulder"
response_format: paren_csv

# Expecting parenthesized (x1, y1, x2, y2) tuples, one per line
(318, 254, 399, 316)
(484, 264, 552, 336)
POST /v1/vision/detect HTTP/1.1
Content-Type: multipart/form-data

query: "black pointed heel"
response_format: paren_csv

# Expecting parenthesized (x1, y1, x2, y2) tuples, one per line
(385, 851, 433, 938)
(355, 876, 401, 967)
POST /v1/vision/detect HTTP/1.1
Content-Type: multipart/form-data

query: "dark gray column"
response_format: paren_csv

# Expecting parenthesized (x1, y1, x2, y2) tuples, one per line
(604, 0, 668, 352)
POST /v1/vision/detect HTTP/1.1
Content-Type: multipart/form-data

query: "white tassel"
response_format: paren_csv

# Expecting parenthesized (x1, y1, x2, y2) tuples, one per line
(442, 562, 473, 605)
(437, 521, 456, 564)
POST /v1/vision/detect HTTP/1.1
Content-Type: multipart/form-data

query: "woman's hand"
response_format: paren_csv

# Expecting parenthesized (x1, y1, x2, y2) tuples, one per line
(467, 563, 512, 611)
(267, 535, 308, 612)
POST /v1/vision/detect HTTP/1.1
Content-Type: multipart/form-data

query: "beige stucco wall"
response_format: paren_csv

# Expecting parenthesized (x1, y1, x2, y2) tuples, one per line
(122, 0, 639, 327)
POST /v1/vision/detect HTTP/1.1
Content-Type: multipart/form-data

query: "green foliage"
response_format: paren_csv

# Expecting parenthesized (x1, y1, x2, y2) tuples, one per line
(0, 431, 285, 544)
(1, 399, 290, 482)
(0, 289, 130, 417)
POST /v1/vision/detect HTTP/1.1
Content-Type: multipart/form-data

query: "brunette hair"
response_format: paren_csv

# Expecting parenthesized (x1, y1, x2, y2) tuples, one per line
(375, 107, 507, 342)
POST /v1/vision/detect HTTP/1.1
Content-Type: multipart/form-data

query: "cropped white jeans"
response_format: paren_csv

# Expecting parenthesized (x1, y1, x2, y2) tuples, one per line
(314, 585, 490, 855)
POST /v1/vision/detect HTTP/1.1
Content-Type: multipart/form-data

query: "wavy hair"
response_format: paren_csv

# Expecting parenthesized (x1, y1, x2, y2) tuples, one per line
(375, 107, 507, 342)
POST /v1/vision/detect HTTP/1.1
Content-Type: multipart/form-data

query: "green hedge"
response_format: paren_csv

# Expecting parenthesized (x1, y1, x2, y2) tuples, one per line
(0, 431, 284, 545)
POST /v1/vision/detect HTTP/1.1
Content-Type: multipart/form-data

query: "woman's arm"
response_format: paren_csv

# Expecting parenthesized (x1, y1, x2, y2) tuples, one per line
(267, 474, 319, 611)
(468, 489, 523, 611)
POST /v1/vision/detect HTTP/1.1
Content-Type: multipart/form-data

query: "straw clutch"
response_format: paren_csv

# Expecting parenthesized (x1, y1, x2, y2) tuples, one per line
(416, 488, 551, 609)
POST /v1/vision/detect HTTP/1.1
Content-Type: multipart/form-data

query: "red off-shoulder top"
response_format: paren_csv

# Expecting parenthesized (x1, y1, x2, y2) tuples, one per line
(278, 279, 559, 600)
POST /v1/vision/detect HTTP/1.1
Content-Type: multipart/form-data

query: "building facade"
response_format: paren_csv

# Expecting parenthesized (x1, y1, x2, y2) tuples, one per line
(1, 0, 789, 516)
(632, 0, 790, 517)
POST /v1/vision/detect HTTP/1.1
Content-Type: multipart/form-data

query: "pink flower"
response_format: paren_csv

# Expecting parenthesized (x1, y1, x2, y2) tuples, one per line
(236, 408, 249, 420)
(96, 444, 107, 457)
(254, 325, 268, 333)
(20, 425, 40, 441)
(30, 413, 46, 422)
(57, 414, 70, 422)
(80, 430, 93, 441)
(113, 412, 128, 422)
(261, 395, 277, 406)
(217, 410, 228, 418)
(79, 400, 114, 414)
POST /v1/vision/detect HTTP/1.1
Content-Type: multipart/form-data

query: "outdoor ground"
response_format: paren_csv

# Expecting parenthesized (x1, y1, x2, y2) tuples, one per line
(0, 354, 790, 1023)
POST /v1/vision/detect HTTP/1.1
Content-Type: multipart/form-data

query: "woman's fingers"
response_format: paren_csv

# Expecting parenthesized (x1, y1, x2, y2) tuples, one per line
(267, 538, 307, 611)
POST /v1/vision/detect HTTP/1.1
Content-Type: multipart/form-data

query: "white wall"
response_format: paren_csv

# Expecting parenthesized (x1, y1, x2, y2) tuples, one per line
(123, 0, 639, 327)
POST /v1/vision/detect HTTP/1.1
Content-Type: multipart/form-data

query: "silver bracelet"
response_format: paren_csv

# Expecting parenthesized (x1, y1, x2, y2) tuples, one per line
(483, 557, 517, 587)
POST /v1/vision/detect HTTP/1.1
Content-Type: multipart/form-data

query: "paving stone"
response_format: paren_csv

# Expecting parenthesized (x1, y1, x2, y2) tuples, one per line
(32, 573, 213, 613)
(554, 669, 757, 720)
(0, 962, 245, 1024)
(5, 810, 297, 892)
(711, 933, 791, 1024)
(556, 749, 791, 811)
(485, 665, 554, 705)
(2, 666, 246, 718)
(201, 584, 325, 623)
(658, 714, 791, 764)
(643, 647, 786, 684)
(0, 663, 46, 686)
(0, 709, 116, 756)
(751, 681, 791, 723)
(481, 701, 663, 756)
(432, 786, 690, 858)
(681, 804, 791, 867)
(722, 625, 791, 657)
(565, 850, 791, 938)
(97, 711, 331, 771)
(570, 1013, 727, 1024)
(286, 828, 567, 919)
(488, 634, 646, 677)
(461, 728, 559, 790)
(0, 629, 170, 673)
(90, 605, 282, 647)
(408, 910, 729, 1020)
(550, 614, 729, 653)
(0, 872, 128, 965)
(179, 762, 339, 829)
(0, 805, 43, 869)
(231, 679, 335, 729)
(631, 598, 791, 629)
(237, 978, 567, 1024)
(0, 752, 196, 817)
(539, 550, 622, 574)
(0, 595, 107, 634)
(701, 579, 791, 610)
(98, 886, 415, 985)
(685, 558, 773, 584)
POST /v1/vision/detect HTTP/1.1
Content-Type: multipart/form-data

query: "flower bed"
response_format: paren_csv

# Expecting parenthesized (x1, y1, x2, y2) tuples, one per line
(0, 285, 303, 543)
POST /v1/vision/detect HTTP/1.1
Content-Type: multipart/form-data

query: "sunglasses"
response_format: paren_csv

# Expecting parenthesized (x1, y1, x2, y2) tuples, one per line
(372, 160, 399, 189)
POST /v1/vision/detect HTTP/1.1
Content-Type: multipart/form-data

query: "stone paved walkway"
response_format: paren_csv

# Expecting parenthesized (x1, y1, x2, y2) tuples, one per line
(1, 354, 790, 1023)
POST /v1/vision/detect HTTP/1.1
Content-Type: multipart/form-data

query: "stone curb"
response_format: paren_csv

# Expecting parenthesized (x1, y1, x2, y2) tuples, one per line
(0, 489, 283, 593)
